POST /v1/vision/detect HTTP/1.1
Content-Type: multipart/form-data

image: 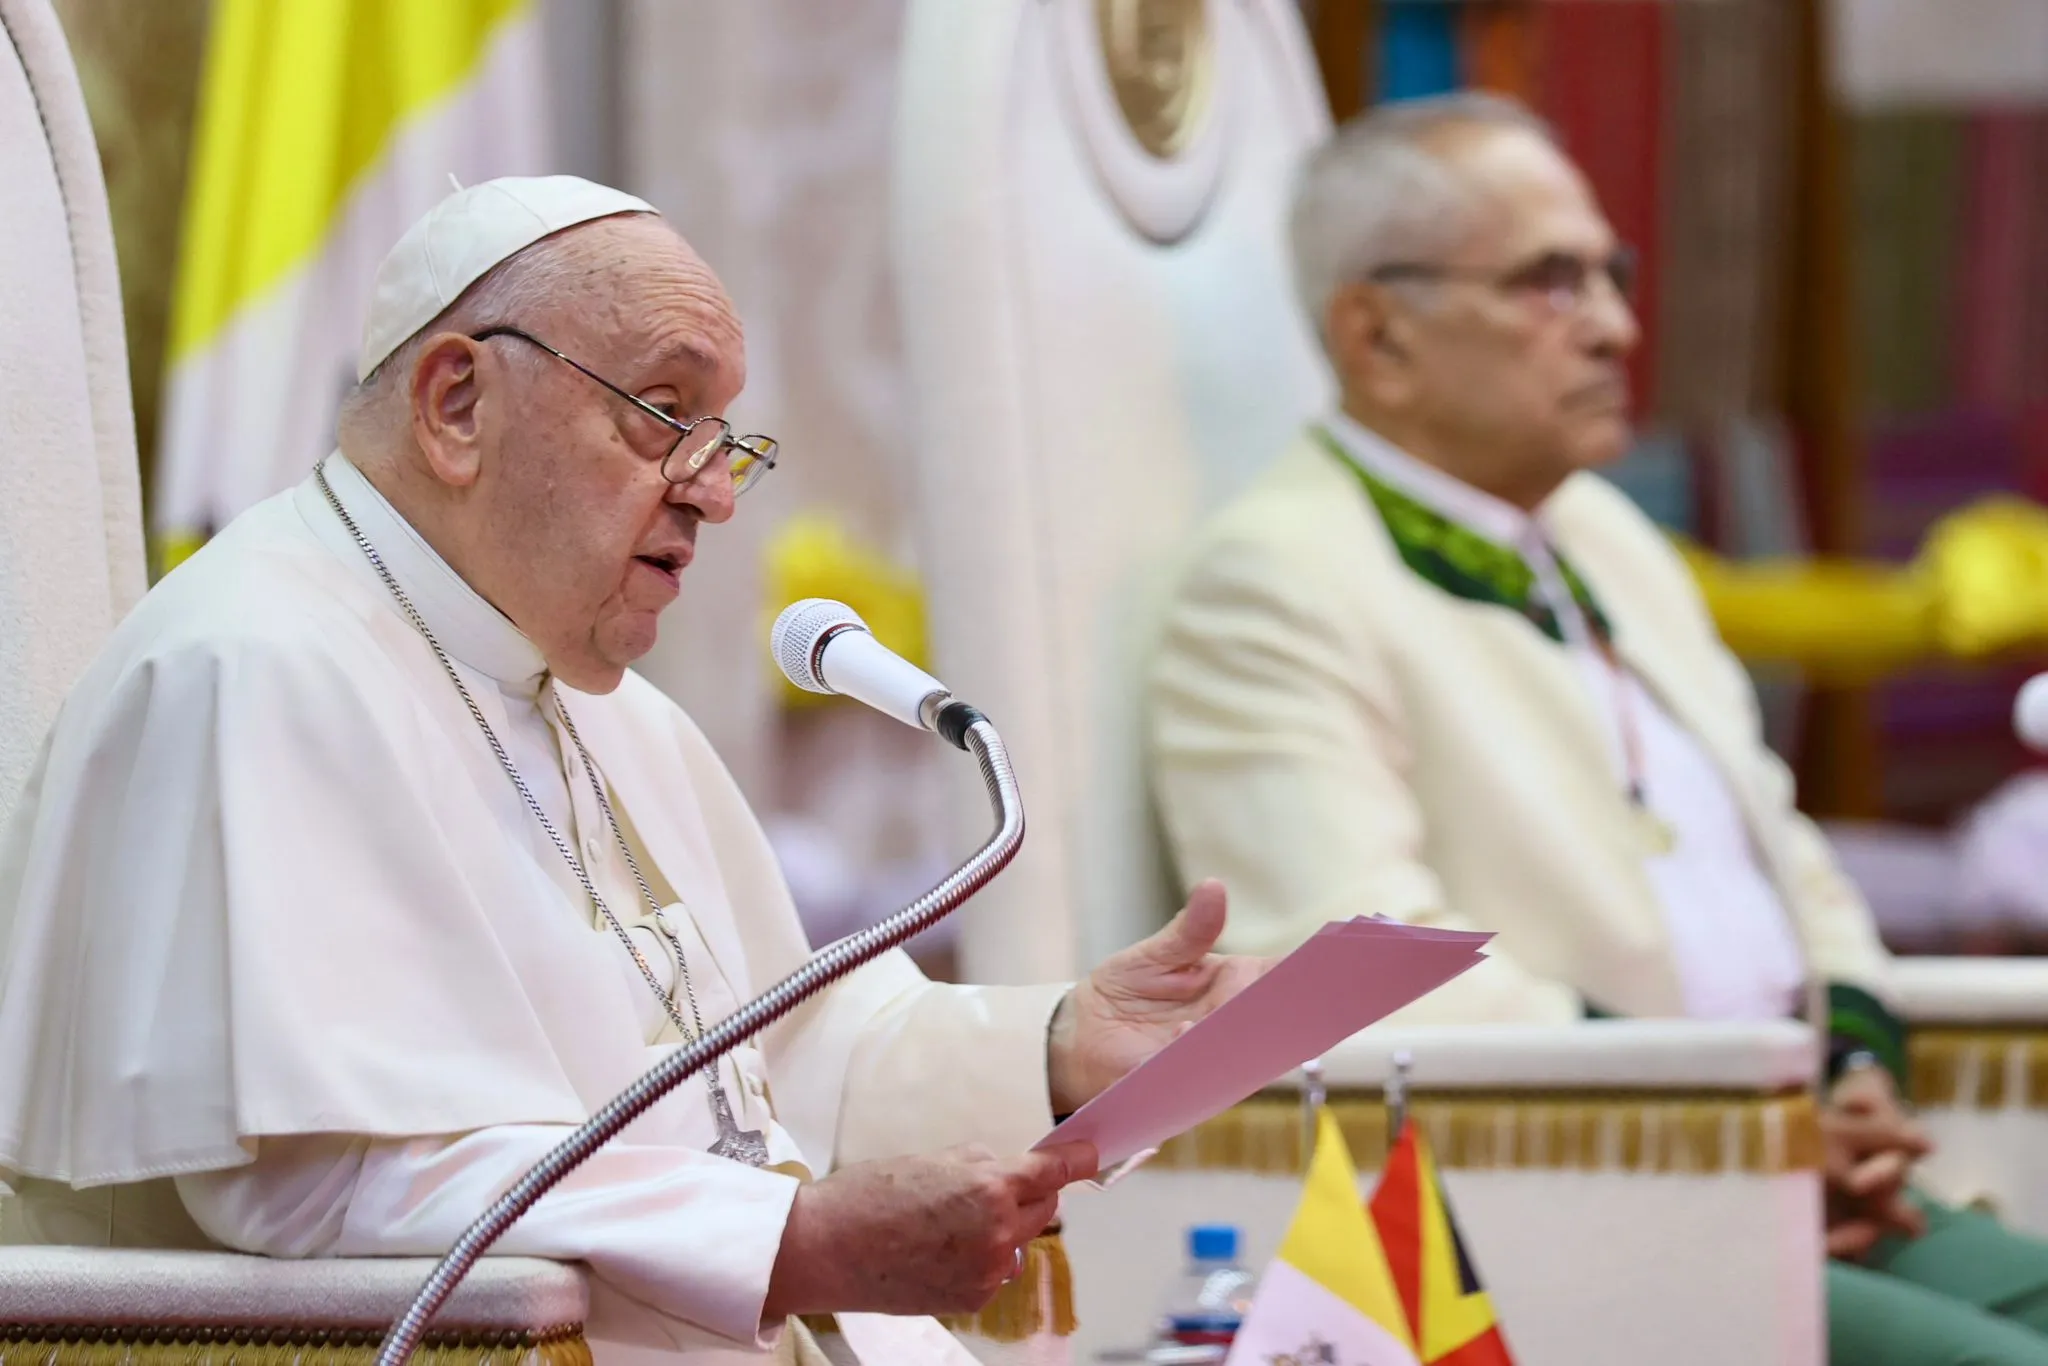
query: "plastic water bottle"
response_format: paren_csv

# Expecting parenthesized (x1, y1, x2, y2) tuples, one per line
(1151, 1224, 1257, 1361)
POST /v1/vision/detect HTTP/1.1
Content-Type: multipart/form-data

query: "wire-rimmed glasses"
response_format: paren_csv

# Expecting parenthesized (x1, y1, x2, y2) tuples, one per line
(1367, 244, 1639, 317)
(470, 325, 779, 495)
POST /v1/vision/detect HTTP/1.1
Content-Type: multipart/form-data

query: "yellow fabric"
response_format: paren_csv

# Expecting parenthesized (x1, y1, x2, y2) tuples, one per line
(170, 0, 528, 363)
(763, 515, 929, 708)
(1920, 496, 2048, 659)
(1279, 1109, 1415, 1342)
(1679, 540, 1933, 681)
(1679, 495, 2048, 678)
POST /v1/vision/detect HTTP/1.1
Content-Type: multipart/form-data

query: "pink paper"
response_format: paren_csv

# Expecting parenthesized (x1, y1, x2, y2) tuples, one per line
(1036, 919, 1490, 1170)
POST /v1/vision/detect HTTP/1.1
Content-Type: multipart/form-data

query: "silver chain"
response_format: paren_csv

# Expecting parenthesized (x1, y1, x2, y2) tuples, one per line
(313, 463, 714, 1049)
(554, 701, 715, 1041)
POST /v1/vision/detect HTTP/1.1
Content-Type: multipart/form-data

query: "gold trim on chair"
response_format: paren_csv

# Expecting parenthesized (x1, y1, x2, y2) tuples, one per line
(1147, 1088, 1824, 1175)
(0, 1324, 590, 1366)
(1911, 1028, 2048, 1110)
(1096, 0, 1214, 159)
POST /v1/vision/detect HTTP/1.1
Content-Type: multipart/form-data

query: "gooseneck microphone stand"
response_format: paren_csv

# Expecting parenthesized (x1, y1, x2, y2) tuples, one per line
(376, 703, 1019, 1366)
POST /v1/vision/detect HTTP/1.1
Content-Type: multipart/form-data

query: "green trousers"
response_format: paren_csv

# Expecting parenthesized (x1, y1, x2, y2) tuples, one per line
(1831, 1196, 2048, 1365)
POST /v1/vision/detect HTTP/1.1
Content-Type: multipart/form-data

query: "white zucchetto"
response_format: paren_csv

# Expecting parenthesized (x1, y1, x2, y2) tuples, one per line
(356, 174, 655, 381)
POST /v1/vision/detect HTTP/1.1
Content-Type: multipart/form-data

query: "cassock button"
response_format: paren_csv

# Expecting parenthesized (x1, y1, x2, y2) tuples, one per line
(584, 835, 603, 861)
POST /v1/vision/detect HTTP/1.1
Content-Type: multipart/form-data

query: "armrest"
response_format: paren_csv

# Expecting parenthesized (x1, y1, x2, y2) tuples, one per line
(1893, 958, 2048, 1026)
(1889, 958, 2048, 1110)
(0, 1248, 586, 1343)
(1064, 1021, 1829, 1365)
(1299, 1018, 1818, 1092)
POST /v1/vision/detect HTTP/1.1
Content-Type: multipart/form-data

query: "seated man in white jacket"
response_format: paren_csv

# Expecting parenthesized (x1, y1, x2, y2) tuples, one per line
(0, 176, 1266, 1366)
(1146, 92, 2048, 1366)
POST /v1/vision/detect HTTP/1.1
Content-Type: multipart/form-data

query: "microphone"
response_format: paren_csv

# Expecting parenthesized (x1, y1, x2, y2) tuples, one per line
(772, 598, 984, 747)
(2016, 674, 2048, 751)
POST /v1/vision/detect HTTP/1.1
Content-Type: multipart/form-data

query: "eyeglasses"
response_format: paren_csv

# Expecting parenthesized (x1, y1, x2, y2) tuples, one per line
(469, 325, 779, 496)
(1367, 245, 1638, 315)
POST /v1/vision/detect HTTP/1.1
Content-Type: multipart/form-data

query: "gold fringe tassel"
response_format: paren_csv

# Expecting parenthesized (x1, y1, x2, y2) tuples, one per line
(1910, 1029, 2048, 1110)
(940, 1231, 1077, 1343)
(801, 1231, 1077, 1346)
(1147, 1089, 1823, 1175)
(0, 1329, 591, 1366)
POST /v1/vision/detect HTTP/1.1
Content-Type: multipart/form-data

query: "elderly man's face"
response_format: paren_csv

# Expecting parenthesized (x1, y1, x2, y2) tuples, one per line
(1338, 126, 1639, 503)
(463, 217, 747, 691)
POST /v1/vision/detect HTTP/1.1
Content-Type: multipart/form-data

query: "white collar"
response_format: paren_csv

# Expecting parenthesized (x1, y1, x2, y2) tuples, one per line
(296, 451, 549, 700)
(1323, 411, 1550, 556)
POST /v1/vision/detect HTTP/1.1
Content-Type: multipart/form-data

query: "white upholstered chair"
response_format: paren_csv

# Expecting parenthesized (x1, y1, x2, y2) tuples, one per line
(890, 0, 1335, 985)
(1061, 1021, 1826, 1366)
(890, 2, 1827, 1361)
(1894, 957, 2048, 1237)
(0, 3, 600, 1361)
(0, 1249, 591, 1366)
(0, 0, 145, 835)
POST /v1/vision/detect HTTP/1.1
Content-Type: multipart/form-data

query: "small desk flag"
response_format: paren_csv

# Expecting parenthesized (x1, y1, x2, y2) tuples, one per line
(1225, 1108, 1421, 1365)
(1371, 1119, 1515, 1366)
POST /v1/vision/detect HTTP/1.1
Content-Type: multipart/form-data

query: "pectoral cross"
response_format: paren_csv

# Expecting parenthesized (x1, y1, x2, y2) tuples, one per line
(707, 1079, 771, 1167)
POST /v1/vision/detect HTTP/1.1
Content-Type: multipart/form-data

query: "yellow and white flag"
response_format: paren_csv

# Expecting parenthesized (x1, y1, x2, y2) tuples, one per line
(155, 0, 551, 573)
(1226, 1108, 1422, 1366)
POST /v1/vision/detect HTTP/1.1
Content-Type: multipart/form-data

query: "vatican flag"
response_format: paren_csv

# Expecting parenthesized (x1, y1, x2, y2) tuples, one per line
(1226, 1108, 1422, 1366)
(155, 0, 551, 574)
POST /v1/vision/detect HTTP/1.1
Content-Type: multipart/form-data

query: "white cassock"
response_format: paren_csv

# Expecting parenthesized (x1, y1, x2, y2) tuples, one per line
(0, 451, 1066, 1365)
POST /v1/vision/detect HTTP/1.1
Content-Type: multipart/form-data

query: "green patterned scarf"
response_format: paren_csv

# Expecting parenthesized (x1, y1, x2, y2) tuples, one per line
(1314, 426, 1612, 645)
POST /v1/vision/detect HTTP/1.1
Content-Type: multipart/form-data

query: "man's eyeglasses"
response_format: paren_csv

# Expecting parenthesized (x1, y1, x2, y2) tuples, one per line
(470, 325, 779, 496)
(1367, 245, 1638, 315)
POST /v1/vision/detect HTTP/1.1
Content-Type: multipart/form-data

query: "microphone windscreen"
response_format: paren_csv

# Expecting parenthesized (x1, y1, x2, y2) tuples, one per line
(771, 598, 867, 693)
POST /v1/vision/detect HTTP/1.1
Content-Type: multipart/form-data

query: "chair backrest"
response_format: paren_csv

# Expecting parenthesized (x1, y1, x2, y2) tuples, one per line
(891, 0, 1334, 980)
(0, 0, 147, 830)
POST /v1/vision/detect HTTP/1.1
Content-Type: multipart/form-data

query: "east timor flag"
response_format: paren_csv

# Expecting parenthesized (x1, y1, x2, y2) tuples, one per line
(1368, 1118, 1515, 1366)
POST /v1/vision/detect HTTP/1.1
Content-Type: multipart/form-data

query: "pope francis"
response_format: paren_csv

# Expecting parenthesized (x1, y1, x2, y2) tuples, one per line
(0, 177, 1262, 1365)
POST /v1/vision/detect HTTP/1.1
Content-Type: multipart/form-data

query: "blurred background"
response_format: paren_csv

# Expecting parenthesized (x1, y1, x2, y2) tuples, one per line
(45, 0, 2048, 975)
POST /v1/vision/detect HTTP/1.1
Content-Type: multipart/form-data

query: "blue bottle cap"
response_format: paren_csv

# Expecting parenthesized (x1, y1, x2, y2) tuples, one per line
(1188, 1225, 1238, 1261)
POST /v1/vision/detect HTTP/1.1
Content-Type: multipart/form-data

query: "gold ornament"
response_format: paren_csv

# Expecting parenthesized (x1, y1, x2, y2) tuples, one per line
(763, 515, 928, 709)
(1096, 0, 1213, 159)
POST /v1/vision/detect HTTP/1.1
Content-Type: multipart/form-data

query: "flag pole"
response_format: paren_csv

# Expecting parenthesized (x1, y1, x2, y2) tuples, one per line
(1300, 1056, 1327, 1170)
(1386, 1048, 1414, 1141)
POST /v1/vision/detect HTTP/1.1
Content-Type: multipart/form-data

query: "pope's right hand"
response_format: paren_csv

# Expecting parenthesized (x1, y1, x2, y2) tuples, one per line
(762, 1140, 1099, 1319)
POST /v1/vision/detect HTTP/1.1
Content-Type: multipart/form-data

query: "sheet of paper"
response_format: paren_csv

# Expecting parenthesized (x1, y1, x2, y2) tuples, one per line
(1035, 918, 1491, 1171)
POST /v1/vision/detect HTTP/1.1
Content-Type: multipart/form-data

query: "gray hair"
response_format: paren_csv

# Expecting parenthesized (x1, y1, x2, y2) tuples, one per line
(1288, 92, 1554, 340)
(338, 212, 656, 449)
